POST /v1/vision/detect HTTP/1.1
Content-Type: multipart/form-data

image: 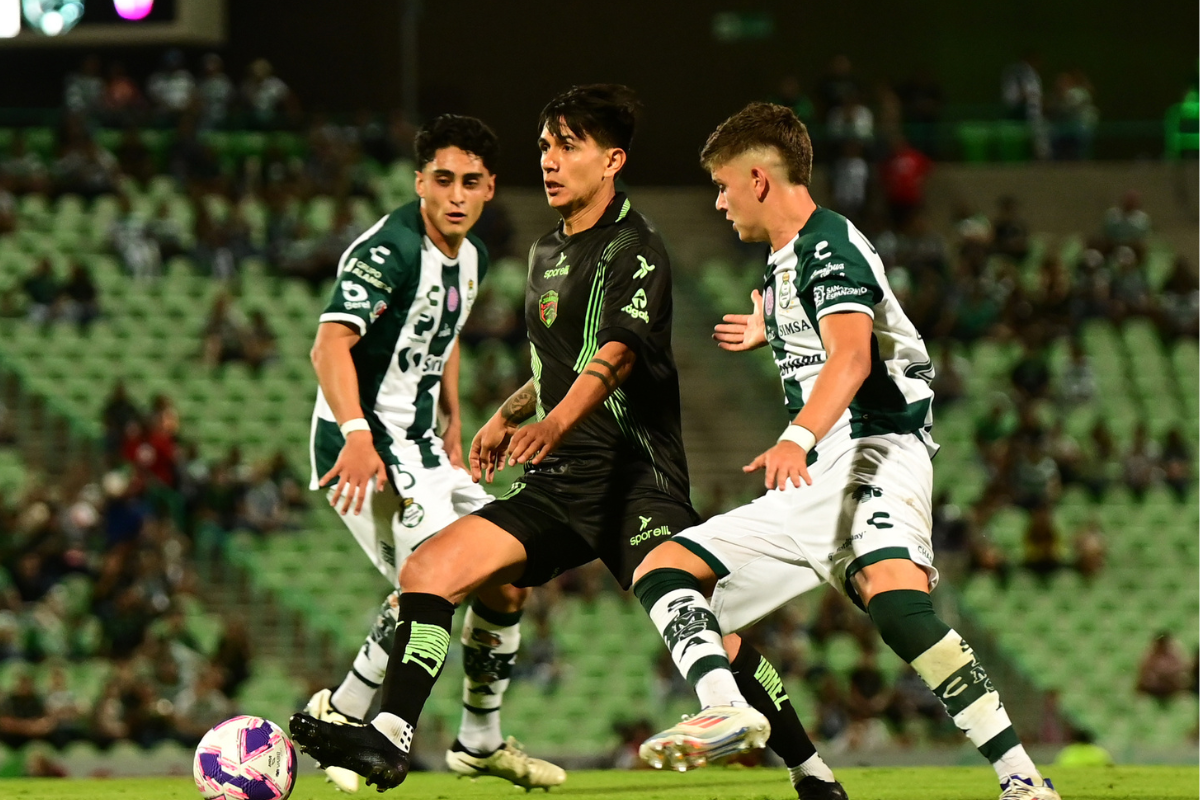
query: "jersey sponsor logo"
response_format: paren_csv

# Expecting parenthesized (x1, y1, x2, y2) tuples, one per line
(343, 301, 371, 310)
(622, 288, 650, 323)
(630, 521, 673, 546)
(401, 497, 425, 528)
(777, 319, 812, 336)
(539, 290, 559, 327)
(346, 259, 393, 291)
(543, 252, 570, 279)
(776, 353, 825, 373)
(633, 255, 655, 279)
(810, 262, 845, 280)
(447, 285, 460, 312)
(370, 300, 388, 322)
(420, 355, 446, 376)
(341, 280, 369, 303)
(812, 283, 868, 308)
(813, 240, 831, 260)
(764, 285, 775, 316)
(467, 278, 477, 305)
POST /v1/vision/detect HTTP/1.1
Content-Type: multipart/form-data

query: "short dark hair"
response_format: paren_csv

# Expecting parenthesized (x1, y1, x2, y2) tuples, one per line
(537, 84, 640, 153)
(700, 102, 813, 186)
(414, 114, 499, 174)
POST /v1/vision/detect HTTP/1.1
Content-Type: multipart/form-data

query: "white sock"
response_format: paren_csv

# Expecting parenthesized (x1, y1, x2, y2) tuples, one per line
(331, 592, 400, 720)
(995, 745, 1041, 782)
(789, 753, 836, 784)
(371, 712, 414, 753)
(695, 669, 746, 709)
(457, 604, 519, 754)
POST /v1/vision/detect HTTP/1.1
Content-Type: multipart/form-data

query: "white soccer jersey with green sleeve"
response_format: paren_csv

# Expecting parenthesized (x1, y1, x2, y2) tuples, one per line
(309, 201, 488, 487)
(761, 207, 937, 459)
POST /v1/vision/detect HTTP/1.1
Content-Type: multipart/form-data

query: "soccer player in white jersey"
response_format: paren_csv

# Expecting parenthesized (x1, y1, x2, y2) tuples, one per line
(304, 114, 564, 792)
(631, 103, 1061, 800)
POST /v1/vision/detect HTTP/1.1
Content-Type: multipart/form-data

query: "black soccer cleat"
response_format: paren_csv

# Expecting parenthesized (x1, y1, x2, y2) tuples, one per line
(796, 776, 850, 800)
(289, 712, 410, 792)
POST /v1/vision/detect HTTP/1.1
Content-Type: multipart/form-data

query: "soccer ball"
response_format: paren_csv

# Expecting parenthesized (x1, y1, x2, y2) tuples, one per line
(193, 716, 296, 800)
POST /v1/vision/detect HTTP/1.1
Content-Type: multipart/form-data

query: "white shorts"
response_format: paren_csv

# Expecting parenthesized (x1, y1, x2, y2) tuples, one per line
(329, 444, 492, 587)
(674, 433, 938, 633)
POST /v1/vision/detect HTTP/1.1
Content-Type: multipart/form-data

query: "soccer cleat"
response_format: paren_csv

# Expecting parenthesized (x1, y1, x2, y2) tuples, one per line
(445, 737, 567, 792)
(289, 712, 410, 792)
(796, 776, 851, 800)
(638, 705, 771, 772)
(1000, 774, 1061, 800)
(303, 689, 361, 793)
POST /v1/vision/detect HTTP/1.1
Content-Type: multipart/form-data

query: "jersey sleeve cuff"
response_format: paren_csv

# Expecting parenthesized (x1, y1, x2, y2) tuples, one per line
(597, 326, 646, 354)
(815, 302, 875, 321)
(319, 312, 368, 335)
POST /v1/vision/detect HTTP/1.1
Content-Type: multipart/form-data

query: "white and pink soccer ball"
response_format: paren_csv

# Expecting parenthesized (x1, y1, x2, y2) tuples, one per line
(193, 716, 296, 800)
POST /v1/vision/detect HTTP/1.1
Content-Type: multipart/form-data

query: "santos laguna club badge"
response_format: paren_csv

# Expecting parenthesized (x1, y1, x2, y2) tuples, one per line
(539, 290, 559, 327)
(779, 270, 796, 309)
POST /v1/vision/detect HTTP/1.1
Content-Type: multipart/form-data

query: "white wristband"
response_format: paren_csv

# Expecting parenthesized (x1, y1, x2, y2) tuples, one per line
(778, 424, 816, 452)
(340, 418, 371, 437)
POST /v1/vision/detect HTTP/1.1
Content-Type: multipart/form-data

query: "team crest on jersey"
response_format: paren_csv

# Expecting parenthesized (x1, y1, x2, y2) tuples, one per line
(539, 290, 559, 328)
(779, 270, 796, 309)
(764, 285, 775, 316)
(401, 498, 425, 528)
(370, 300, 388, 322)
(467, 279, 476, 305)
(447, 286, 460, 312)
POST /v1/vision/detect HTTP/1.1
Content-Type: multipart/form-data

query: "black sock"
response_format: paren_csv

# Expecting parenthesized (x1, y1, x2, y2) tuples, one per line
(730, 642, 816, 768)
(378, 592, 456, 725)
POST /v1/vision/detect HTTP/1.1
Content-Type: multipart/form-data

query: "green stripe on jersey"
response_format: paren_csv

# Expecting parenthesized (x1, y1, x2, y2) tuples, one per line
(572, 227, 639, 372)
(529, 342, 547, 421)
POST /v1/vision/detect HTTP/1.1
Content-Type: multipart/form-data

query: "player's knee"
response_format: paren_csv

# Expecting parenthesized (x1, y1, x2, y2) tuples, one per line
(632, 541, 713, 587)
(477, 583, 529, 615)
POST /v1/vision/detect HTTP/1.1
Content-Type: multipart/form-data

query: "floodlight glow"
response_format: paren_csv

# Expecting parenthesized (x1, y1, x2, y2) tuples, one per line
(113, 0, 152, 20)
(0, 0, 20, 37)
(22, 0, 84, 36)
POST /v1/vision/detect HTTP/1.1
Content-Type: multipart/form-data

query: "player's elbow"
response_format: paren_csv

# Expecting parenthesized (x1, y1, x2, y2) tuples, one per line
(838, 349, 873, 387)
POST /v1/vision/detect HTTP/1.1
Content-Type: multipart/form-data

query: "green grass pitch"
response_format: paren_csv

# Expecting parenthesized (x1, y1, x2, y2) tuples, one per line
(1, 767, 1196, 800)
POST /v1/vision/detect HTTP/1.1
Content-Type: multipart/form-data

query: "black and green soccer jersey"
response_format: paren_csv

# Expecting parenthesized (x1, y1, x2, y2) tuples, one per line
(524, 192, 690, 502)
(309, 201, 488, 486)
(761, 207, 938, 456)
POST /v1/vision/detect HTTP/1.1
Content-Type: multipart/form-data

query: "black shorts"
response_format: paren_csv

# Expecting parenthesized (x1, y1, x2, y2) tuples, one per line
(471, 455, 698, 589)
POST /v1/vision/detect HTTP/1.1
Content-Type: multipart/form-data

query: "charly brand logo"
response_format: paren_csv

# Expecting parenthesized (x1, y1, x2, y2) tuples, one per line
(539, 290, 559, 327)
(813, 240, 831, 260)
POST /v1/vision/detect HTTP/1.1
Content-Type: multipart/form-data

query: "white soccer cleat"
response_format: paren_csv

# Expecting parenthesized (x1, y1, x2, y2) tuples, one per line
(1000, 774, 1061, 800)
(303, 689, 360, 793)
(445, 736, 567, 792)
(638, 705, 771, 772)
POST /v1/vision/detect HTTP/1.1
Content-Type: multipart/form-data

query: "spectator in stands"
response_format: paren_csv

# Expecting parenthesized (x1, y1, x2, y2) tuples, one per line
(192, 202, 252, 281)
(1073, 516, 1106, 580)
(0, 179, 14, 236)
(1109, 245, 1152, 321)
(110, 193, 163, 278)
(879, 137, 932, 228)
(1009, 436, 1062, 509)
(167, 116, 221, 190)
(44, 665, 87, 746)
(1022, 507, 1063, 578)
(1122, 423, 1159, 501)
(60, 262, 99, 332)
(148, 201, 188, 263)
(147, 49, 196, 124)
(1103, 190, 1151, 246)
(0, 671, 56, 748)
(812, 670, 849, 743)
(174, 663, 235, 745)
(770, 75, 815, 123)
(212, 619, 252, 698)
(846, 645, 890, 722)
(197, 54, 235, 131)
(241, 59, 293, 129)
(243, 310, 278, 374)
(826, 89, 875, 150)
(897, 67, 943, 156)
(201, 292, 248, 368)
(816, 55, 859, 116)
(63, 55, 105, 121)
(1070, 243, 1113, 322)
(930, 343, 968, 408)
(1137, 632, 1189, 703)
(1050, 70, 1098, 160)
(102, 382, 141, 457)
(1010, 339, 1051, 400)
(992, 196, 1030, 262)
(23, 258, 60, 325)
(1155, 257, 1199, 340)
(103, 62, 145, 127)
(829, 141, 869, 224)
(1001, 50, 1048, 158)
(2, 131, 51, 195)
(1056, 339, 1096, 406)
(54, 138, 120, 200)
(114, 127, 155, 187)
(1160, 428, 1192, 501)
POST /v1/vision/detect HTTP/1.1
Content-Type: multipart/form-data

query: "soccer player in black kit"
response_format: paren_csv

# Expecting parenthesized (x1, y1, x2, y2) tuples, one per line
(291, 85, 843, 800)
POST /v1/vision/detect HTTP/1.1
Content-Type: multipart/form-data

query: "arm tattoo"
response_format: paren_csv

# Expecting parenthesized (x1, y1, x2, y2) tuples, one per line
(501, 380, 537, 424)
